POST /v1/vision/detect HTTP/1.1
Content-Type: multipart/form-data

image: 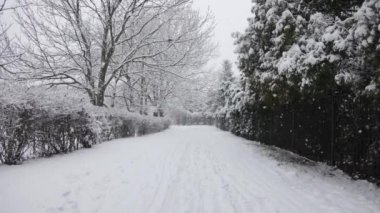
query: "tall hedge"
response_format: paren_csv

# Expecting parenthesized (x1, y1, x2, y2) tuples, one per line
(215, 0, 380, 184)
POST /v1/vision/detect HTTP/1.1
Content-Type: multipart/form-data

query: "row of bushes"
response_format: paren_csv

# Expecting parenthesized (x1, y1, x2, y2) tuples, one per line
(170, 111, 214, 126)
(95, 113, 171, 141)
(0, 101, 170, 165)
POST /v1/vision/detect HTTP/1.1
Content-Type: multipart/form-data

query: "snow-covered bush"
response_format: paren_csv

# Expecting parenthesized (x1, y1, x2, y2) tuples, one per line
(0, 104, 32, 164)
(93, 112, 170, 140)
(0, 100, 95, 164)
(0, 84, 171, 165)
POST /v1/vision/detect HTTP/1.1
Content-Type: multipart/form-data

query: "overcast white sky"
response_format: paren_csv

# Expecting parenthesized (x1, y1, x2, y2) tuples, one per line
(192, 0, 252, 71)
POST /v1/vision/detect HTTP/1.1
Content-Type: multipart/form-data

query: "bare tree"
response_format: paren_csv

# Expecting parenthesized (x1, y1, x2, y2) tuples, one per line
(107, 5, 215, 112)
(16, 0, 214, 107)
(0, 0, 22, 77)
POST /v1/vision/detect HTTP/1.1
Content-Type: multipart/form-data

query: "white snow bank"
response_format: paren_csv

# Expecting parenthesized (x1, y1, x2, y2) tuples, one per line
(0, 126, 379, 213)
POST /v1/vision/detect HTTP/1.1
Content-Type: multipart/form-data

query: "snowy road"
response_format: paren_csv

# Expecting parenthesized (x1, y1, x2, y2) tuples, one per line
(1, 126, 379, 213)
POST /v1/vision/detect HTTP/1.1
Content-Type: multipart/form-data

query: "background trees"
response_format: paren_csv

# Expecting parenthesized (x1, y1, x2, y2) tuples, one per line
(15, 0, 214, 108)
(0, 0, 215, 164)
(0, 0, 20, 78)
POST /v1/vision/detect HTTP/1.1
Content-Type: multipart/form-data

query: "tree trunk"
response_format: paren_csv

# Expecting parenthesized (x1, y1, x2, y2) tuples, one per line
(87, 89, 106, 107)
(111, 78, 120, 108)
(95, 89, 105, 106)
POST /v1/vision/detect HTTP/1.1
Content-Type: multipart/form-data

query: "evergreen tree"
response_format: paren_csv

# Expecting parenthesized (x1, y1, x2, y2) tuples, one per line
(302, 0, 364, 19)
(215, 60, 235, 130)
(220, 0, 380, 183)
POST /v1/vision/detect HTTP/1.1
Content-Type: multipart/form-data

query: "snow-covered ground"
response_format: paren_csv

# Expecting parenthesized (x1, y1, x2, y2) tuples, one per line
(0, 126, 379, 213)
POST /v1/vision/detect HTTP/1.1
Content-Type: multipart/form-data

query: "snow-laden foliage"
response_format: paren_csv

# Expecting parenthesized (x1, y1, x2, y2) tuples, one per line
(210, 60, 246, 131)
(336, 0, 380, 94)
(215, 0, 380, 183)
(0, 83, 170, 165)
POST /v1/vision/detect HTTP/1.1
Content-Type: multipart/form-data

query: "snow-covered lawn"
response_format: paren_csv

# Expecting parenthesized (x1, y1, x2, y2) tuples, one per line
(0, 126, 379, 213)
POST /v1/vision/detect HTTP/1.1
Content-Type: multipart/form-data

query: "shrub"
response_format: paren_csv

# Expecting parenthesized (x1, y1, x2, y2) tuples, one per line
(0, 99, 170, 165)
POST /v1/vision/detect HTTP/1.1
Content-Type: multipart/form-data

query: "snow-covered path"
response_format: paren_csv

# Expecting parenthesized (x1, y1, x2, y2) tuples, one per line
(1, 126, 379, 213)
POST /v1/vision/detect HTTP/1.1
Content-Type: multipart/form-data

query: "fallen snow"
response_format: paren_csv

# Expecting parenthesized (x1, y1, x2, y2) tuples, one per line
(0, 126, 379, 213)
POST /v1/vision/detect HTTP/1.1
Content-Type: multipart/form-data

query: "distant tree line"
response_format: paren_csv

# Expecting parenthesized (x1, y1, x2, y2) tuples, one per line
(169, 108, 214, 125)
(214, 0, 380, 183)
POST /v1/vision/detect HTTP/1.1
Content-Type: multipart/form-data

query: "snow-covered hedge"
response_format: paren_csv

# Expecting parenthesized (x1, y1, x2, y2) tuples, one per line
(168, 108, 214, 125)
(93, 111, 171, 141)
(215, 0, 380, 184)
(0, 101, 93, 164)
(0, 86, 170, 165)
